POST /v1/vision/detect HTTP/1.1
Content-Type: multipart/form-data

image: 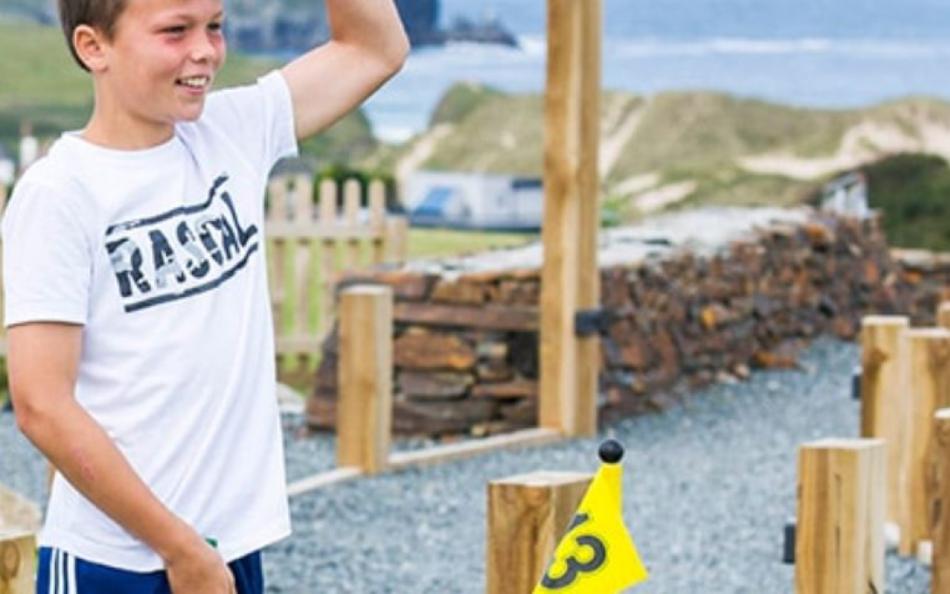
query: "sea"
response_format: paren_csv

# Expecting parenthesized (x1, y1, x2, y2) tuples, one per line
(361, 0, 950, 143)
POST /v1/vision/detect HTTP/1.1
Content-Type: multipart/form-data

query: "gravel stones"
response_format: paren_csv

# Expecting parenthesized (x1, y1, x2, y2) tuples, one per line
(0, 339, 932, 592)
(265, 339, 931, 593)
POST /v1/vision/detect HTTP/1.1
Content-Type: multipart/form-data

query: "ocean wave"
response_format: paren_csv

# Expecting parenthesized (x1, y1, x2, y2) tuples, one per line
(514, 35, 950, 58)
(613, 37, 950, 58)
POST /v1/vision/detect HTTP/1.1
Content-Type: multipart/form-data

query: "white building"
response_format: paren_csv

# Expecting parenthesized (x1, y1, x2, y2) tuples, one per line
(0, 144, 14, 188)
(405, 171, 543, 231)
(821, 171, 870, 218)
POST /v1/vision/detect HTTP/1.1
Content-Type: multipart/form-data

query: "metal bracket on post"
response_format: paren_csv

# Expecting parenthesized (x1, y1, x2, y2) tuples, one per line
(574, 308, 610, 337)
(852, 365, 862, 401)
(783, 519, 796, 564)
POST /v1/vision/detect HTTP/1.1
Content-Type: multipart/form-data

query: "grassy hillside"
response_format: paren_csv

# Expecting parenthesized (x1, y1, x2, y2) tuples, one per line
(5, 22, 949, 250)
(374, 81, 950, 212)
(0, 22, 376, 163)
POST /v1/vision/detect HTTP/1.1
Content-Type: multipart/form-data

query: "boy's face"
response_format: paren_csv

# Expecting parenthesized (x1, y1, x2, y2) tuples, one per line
(99, 0, 226, 129)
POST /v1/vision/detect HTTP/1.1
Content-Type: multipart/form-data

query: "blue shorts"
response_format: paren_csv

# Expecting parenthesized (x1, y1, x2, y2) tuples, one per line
(36, 547, 264, 594)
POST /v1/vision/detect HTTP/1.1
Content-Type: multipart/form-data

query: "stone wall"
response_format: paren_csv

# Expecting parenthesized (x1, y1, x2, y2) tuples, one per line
(307, 212, 949, 436)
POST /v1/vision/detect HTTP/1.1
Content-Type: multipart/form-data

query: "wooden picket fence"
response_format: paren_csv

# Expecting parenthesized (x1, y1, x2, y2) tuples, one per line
(265, 174, 407, 384)
(0, 177, 409, 382)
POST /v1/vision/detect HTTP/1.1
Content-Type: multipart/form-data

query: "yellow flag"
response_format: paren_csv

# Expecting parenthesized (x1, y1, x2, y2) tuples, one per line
(532, 461, 648, 594)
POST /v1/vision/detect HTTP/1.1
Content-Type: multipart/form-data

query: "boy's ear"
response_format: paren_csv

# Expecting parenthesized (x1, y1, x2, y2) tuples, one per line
(73, 25, 110, 72)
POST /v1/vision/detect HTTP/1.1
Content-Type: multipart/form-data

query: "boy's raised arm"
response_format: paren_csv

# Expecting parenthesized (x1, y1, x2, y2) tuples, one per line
(281, 0, 410, 140)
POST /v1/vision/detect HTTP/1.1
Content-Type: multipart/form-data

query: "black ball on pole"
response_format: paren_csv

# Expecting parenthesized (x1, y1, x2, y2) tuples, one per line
(598, 439, 625, 463)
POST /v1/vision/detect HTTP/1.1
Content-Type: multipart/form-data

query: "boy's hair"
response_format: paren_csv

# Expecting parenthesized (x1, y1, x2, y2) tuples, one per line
(58, 0, 127, 71)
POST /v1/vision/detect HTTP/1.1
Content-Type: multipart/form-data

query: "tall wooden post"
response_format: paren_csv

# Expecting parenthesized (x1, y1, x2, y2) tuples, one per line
(486, 471, 591, 594)
(795, 439, 886, 594)
(540, 0, 602, 437)
(900, 328, 950, 555)
(933, 409, 950, 593)
(0, 531, 35, 594)
(860, 315, 909, 525)
(336, 286, 393, 474)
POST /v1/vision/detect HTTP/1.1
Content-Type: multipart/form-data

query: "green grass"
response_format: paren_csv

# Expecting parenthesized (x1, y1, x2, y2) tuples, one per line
(0, 21, 377, 165)
(863, 154, 950, 251)
(407, 228, 535, 259)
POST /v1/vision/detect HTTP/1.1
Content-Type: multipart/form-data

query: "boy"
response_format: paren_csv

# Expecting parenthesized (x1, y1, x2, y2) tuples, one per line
(3, 0, 408, 591)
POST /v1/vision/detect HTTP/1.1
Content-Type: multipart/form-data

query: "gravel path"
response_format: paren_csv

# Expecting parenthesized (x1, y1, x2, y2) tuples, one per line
(0, 339, 932, 593)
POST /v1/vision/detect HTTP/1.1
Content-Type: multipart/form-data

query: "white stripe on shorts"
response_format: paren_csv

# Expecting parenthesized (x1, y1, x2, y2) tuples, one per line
(59, 549, 67, 594)
(67, 551, 77, 594)
(47, 549, 54, 594)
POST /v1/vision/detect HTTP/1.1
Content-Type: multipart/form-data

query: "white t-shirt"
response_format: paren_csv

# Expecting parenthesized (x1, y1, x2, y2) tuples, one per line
(2, 71, 297, 571)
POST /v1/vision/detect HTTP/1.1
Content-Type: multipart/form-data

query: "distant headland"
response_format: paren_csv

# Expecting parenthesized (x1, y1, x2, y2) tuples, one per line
(0, 0, 519, 53)
(225, 0, 518, 54)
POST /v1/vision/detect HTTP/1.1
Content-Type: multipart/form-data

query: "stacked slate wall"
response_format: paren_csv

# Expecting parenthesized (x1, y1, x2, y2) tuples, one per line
(307, 215, 949, 436)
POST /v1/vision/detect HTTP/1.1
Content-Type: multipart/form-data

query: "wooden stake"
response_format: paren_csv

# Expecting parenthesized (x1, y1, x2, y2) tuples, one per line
(291, 175, 315, 361)
(267, 178, 289, 334)
(795, 439, 886, 594)
(939, 302, 950, 330)
(859, 315, 909, 525)
(343, 179, 361, 269)
(385, 216, 409, 264)
(369, 180, 387, 265)
(933, 409, 950, 593)
(486, 471, 591, 594)
(900, 328, 950, 555)
(540, 0, 602, 437)
(336, 285, 393, 474)
(0, 531, 36, 594)
(0, 486, 40, 534)
(318, 179, 338, 337)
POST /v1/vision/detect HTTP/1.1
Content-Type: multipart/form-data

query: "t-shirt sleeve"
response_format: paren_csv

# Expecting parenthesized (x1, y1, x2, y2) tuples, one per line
(205, 70, 299, 173)
(2, 180, 92, 327)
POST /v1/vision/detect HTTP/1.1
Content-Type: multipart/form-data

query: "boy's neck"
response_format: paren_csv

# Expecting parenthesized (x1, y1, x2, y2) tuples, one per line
(81, 97, 176, 151)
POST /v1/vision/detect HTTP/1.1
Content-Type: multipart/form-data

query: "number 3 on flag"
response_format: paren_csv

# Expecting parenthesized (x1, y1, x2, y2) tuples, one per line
(540, 514, 607, 589)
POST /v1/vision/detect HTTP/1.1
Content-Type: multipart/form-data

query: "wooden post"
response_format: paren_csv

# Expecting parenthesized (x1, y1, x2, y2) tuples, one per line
(291, 174, 315, 368)
(336, 285, 393, 474)
(267, 178, 289, 336)
(0, 182, 5, 350)
(385, 216, 408, 264)
(900, 328, 950, 555)
(930, 408, 950, 594)
(933, 409, 950, 593)
(939, 302, 950, 330)
(540, 0, 602, 437)
(317, 179, 338, 337)
(795, 439, 885, 594)
(369, 180, 387, 265)
(0, 485, 41, 534)
(486, 471, 591, 594)
(343, 179, 361, 269)
(0, 531, 36, 594)
(859, 315, 909, 525)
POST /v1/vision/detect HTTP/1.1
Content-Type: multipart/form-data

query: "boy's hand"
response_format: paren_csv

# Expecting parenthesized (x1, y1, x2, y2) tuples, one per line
(164, 534, 236, 594)
(9, 323, 237, 591)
